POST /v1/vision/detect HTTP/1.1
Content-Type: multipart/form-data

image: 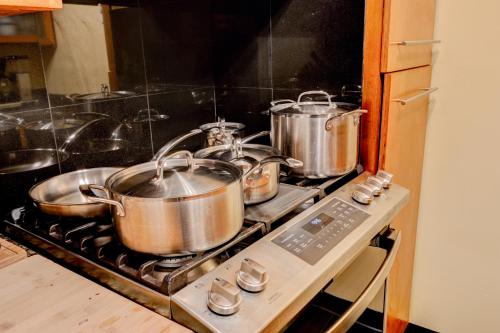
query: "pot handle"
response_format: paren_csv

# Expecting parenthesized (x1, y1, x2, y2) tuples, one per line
(325, 109, 368, 131)
(153, 128, 203, 161)
(155, 150, 194, 181)
(79, 184, 125, 217)
(297, 90, 333, 107)
(270, 99, 295, 107)
(241, 131, 270, 144)
(243, 155, 303, 182)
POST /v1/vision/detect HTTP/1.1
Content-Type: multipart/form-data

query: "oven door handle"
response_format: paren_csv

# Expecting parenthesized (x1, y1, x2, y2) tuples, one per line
(325, 229, 401, 333)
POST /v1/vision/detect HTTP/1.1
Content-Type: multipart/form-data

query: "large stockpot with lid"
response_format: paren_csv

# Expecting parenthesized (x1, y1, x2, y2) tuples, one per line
(80, 150, 245, 255)
(270, 90, 367, 178)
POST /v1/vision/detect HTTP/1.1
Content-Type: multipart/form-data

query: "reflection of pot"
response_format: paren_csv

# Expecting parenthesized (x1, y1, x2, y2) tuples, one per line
(23, 116, 87, 148)
(0, 113, 22, 151)
(125, 109, 169, 153)
(67, 138, 129, 169)
(66, 84, 136, 113)
(199, 118, 245, 147)
(0, 149, 70, 214)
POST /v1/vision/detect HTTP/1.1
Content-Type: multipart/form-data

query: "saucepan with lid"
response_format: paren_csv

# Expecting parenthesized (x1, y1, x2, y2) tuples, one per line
(194, 133, 302, 205)
(79, 150, 246, 255)
(270, 90, 367, 178)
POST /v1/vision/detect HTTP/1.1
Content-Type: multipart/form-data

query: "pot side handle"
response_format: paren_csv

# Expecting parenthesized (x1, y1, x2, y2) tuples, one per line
(242, 155, 303, 182)
(325, 109, 368, 131)
(79, 184, 125, 217)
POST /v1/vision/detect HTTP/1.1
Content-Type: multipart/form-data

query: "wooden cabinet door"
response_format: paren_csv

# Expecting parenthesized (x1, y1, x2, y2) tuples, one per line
(381, 0, 437, 72)
(379, 66, 434, 332)
(0, 0, 61, 16)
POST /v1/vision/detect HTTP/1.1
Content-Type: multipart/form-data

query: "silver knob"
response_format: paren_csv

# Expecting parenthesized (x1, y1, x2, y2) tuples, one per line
(366, 176, 384, 196)
(376, 170, 394, 189)
(352, 184, 375, 205)
(236, 258, 269, 292)
(207, 277, 242, 315)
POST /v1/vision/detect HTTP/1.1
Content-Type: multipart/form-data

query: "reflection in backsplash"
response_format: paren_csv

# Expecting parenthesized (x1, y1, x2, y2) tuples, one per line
(0, 0, 365, 210)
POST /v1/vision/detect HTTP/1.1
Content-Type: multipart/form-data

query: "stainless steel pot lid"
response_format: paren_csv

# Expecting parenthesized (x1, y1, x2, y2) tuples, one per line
(69, 84, 136, 102)
(195, 143, 278, 162)
(199, 119, 245, 132)
(131, 109, 169, 123)
(270, 90, 354, 117)
(23, 118, 86, 131)
(106, 152, 242, 199)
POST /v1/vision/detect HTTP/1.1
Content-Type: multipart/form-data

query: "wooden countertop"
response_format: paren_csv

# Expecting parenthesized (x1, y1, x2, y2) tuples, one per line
(0, 255, 191, 333)
(0, 238, 27, 269)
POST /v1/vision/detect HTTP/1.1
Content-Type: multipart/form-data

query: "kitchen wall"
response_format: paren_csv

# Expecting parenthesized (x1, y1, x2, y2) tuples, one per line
(0, 0, 364, 209)
(410, 0, 500, 331)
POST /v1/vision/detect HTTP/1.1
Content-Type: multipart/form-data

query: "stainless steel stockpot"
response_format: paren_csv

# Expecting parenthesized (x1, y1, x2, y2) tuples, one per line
(270, 90, 367, 178)
(194, 137, 302, 205)
(80, 151, 245, 255)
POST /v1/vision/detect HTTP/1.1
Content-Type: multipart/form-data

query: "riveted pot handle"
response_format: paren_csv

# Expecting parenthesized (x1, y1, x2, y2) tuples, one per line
(156, 150, 194, 180)
(325, 109, 368, 131)
(79, 184, 125, 217)
(297, 90, 333, 107)
(270, 99, 295, 107)
(243, 155, 303, 182)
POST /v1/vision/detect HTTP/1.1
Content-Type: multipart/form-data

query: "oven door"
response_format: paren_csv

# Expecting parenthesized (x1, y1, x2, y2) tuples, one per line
(285, 228, 401, 333)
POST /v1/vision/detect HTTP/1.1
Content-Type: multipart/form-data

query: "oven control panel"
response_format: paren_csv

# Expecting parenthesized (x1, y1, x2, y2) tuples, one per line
(171, 173, 409, 333)
(272, 198, 370, 265)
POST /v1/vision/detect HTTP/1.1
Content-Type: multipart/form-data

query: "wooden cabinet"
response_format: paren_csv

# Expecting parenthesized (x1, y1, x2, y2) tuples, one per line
(0, 12, 55, 45)
(379, 65, 434, 331)
(381, 0, 437, 72)
(0, 0, 61, 16)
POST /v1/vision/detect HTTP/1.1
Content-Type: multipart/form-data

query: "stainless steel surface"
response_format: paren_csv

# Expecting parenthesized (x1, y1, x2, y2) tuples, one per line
(376, 170, 393, 189)
(326, 229, 401, 333)
(366, 176, 384, 196)
(236, 258, 269, 292)
(0, 148, 67, 174)
(171, 173, 409, 333)
(244, 183, 320, 228)
(390, 39, 442, 46)
(199, 118, 245, 147)
(207, 277, 242, 315)
(351, 184, 375, 205)
(195, 139, 303, 205)
(29, 167, 123, 218)
(270, 90, 367, 178)
(80, 153, 245, 255)
(391, 87, 438, 105)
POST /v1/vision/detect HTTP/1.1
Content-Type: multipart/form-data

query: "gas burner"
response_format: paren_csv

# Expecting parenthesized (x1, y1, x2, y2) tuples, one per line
(155, 253, 198, 270)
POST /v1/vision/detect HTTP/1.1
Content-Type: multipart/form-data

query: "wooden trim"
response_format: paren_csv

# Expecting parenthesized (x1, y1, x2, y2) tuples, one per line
(39, 12, 56, 46)
(101, 4, 118, 91)
(0, 34, 39, 43)
(387, 316, 408, 333)
(360, 0, 384, 173)
(0, 238, 27, 269)
(0, 0, 62, 11)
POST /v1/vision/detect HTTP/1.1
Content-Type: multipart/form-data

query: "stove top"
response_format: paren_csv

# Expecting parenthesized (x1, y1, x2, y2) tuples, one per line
(1, 168, 360, 318)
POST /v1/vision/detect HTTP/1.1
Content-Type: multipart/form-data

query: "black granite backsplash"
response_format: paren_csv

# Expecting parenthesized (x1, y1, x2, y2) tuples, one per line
(0, 0, 365, 210)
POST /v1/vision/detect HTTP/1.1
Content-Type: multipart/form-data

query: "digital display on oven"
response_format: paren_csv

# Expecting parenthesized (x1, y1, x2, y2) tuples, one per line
(302, 213, 334, 234)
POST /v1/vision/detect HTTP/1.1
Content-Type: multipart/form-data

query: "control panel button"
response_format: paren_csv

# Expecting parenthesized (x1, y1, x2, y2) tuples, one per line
(376, 170, 393, 189)
(352, 184, 375, 205)
(366, 176, 384, 196)
(236, 258, 269, 292)
(207, 277, 242, 315)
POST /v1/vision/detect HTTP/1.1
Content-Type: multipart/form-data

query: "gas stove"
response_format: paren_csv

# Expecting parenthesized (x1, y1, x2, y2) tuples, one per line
(1, 169, 409, 332)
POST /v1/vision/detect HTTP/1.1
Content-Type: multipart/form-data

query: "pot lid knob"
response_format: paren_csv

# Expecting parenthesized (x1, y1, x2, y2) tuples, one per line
(207, 277, 242, 315)
(236, 258, 269, 293)
(375, 170, 393, 189)
(352, 184, 375, 205)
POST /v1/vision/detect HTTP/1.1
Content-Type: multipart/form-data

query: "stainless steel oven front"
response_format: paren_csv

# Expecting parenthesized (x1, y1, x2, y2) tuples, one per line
(171, 173, 409, 333)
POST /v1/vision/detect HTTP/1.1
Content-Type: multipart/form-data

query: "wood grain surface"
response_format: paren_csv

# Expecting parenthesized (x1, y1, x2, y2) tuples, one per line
(0, 255, 191, 333)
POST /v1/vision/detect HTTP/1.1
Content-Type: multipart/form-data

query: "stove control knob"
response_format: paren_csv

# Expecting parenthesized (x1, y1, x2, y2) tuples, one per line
(366, 176, 384, 196)
(236, 258, 269, 292)
(376, 170, 393, 189)
(207, 277, 242, 315)
(352, 184, 375, 205)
